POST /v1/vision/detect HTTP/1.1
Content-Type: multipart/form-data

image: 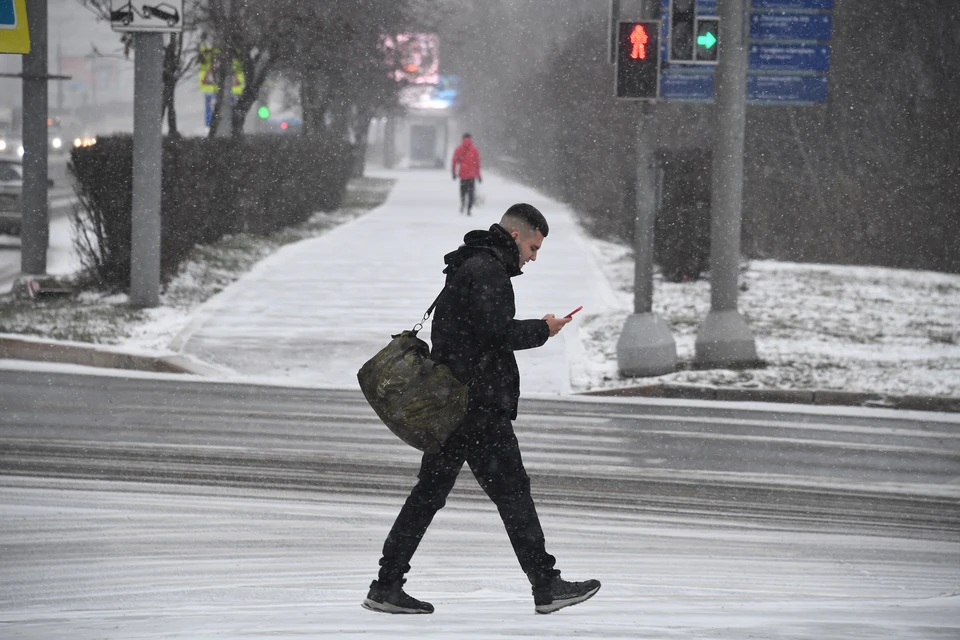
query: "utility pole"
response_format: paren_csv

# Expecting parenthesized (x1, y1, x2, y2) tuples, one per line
(20, 0, 49, 277)
(694, 0, 757, 365)
(615, 0, 677, 377)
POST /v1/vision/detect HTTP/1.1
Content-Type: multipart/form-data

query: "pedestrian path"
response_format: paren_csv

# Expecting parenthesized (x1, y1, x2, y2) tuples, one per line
(177, 168, 620, 394)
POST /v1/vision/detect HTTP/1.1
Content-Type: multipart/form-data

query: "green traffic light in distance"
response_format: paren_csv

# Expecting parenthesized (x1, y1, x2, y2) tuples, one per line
(697, 31, 717, 49)
(257, 106, 270, 119)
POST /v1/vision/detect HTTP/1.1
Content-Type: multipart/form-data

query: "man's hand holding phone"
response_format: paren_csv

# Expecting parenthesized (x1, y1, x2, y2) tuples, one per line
(543, 306, 582, 337)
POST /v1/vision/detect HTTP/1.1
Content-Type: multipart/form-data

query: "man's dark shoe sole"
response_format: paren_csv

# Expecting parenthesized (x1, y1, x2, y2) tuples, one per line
(534, 583, 601, 614)
(361, 598, 433, 614)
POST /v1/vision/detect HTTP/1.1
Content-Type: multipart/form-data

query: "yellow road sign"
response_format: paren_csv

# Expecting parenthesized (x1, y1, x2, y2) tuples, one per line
(0, 0, 31, 54)
(198, 47, 245, 95)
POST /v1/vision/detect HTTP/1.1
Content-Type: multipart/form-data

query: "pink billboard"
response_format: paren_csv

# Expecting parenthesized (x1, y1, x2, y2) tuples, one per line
(382, 33, 439, 85)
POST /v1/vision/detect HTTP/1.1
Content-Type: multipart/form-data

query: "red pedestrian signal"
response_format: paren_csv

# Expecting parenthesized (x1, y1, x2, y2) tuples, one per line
(616, 21, 660, 99)
(630, 24, 650, 60)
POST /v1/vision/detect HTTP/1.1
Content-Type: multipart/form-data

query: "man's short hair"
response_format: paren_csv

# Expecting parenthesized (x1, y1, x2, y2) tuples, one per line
(501, 203, 549, 238)
(462, 133, 472, 139)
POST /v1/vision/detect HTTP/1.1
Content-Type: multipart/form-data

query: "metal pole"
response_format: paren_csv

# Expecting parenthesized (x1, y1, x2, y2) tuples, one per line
(384, 117, 395, 168)
(20, 0, 49, 276)
(616, 0, 677, 377)
(217, 0, 233, 138)
(130, 33, 164, 308)
(694, 0, 758, 365)
(633, 100, 655, 315)
(56, 41, 63, 111)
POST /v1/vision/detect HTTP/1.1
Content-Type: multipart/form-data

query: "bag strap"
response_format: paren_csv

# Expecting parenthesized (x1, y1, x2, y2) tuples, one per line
(413, 282, 496, 387)
(413, 287, 446, 333)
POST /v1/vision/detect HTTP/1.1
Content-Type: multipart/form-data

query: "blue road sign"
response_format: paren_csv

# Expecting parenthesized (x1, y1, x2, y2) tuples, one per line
(747, 73, 827, 103)
(658, 70, 828, 104)
(659, 0, 717, 15)
(750, 12, 832, 42)
(205, 94, 214, 127)
(696, 0, 718, 16)
(753, 0, 833, 9)
(749, 44, 830, 72)
(204, 94, 236, 126)
(660, 71, 714, 102)
(0, 0, 16, 26)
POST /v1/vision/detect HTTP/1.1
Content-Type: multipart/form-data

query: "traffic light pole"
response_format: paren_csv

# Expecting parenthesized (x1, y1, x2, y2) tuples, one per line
(130, 32, 164, 308)
(616, 0, 677, 377)
(694, 0, 757, 366)
(20, 0, 49, 277)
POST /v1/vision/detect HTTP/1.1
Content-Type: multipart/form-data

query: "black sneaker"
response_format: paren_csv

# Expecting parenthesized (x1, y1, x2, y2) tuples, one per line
(361, 579, 434, 614)
(532, 576, 601, 614)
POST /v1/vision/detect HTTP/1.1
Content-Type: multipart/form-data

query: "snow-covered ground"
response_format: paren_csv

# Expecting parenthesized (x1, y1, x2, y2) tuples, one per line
(1, 168, 958, 399)
(584, 241, 960, 397)
(3, 475, 958, 640)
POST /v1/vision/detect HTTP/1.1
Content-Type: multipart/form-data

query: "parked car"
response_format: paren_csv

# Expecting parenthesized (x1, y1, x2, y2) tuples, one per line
(0, 158, 55, 236)
(0, 158, 24, 235)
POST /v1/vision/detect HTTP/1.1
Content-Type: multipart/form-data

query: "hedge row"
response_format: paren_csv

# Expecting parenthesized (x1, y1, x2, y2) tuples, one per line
(70, 134, 353, 291)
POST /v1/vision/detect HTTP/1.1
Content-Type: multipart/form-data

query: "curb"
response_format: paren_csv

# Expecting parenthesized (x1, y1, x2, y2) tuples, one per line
(0, 336, 222, 377)
(3, 336, 958, 414)
(580, 383, 960, 414)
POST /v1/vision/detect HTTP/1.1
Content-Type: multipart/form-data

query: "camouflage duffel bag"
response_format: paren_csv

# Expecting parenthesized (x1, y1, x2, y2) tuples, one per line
(357, 329, 467, 454)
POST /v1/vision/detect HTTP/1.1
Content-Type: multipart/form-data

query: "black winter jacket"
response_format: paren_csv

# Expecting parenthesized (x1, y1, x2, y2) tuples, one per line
(431, 224, 550, 419)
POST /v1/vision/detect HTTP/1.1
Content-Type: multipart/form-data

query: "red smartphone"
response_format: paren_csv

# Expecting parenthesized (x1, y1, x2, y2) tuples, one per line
(564, 306, 583, 319)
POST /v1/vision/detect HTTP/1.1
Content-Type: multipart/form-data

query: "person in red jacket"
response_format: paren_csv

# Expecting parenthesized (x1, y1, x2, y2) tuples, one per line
(451, 133, 482, 216)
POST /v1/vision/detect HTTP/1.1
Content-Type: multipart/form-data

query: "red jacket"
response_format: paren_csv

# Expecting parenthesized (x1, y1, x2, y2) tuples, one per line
(452, 138, 481, 180)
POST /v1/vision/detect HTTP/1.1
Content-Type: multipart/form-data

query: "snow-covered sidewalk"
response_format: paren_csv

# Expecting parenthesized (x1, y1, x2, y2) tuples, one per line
(175, 168, 619, 394)
(2, 165, 957, 400)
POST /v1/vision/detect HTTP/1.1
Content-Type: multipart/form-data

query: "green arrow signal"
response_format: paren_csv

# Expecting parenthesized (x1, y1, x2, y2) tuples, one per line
(697, 32, 717, 50)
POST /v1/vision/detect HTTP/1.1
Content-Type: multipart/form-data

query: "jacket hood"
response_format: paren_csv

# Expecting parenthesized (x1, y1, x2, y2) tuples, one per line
(443, 224, 522, 277)
(459, 138, 474, 149)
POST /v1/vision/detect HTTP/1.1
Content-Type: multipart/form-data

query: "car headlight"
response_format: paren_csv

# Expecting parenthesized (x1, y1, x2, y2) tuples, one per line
(17, 145, 24, 157)
(0, 140, 6, 151)
(52, 137, 62, 149)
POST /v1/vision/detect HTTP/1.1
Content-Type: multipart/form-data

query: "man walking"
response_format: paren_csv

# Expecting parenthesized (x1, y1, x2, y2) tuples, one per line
(362, 203, 601, 615)
(451, 133, 482, 215)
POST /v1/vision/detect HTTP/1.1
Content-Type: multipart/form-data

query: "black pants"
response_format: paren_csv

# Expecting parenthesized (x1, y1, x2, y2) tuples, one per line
(459, 178, 476, 213)
(376, 408, 557, 586)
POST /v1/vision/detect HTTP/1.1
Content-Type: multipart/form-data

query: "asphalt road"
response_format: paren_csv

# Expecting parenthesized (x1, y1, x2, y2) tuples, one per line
(2, 368, 958, 539)
(2, 368, 959, 638)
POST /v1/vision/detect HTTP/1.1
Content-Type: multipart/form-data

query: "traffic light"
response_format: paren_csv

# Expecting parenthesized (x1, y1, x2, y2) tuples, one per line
(615, 21, 660, 99)
(257, 105, 270, 119)
(695, 18, 720, 63)
(669, 0, 696, 62)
